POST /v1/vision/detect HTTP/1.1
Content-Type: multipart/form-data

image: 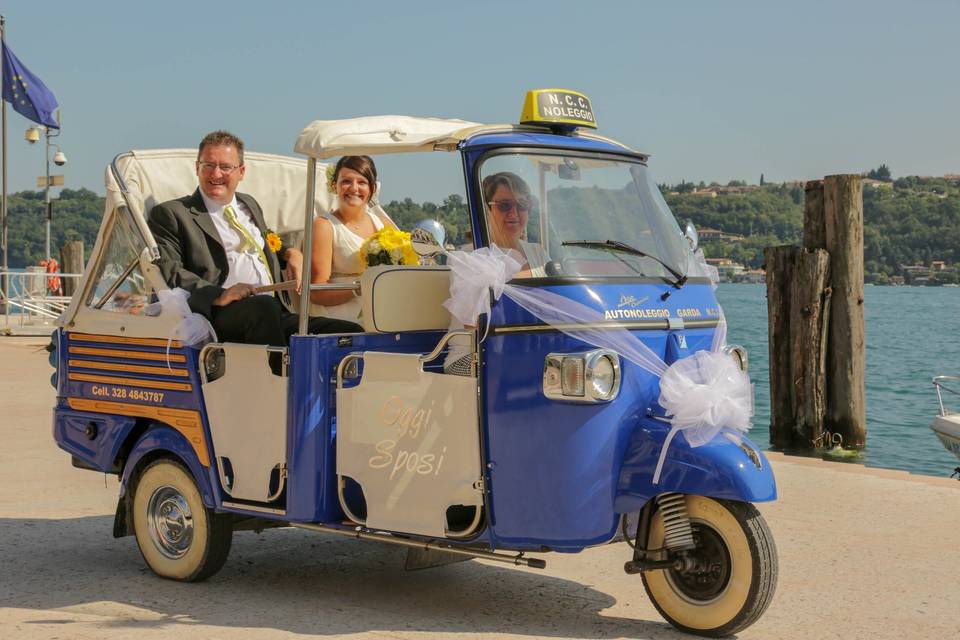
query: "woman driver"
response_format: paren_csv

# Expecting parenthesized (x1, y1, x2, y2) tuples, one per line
(443, 172, 551, 375)
(483, 171, 548, 277)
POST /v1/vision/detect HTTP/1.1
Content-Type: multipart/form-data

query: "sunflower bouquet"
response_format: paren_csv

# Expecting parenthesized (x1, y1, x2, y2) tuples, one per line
(359, 227, 420, 271)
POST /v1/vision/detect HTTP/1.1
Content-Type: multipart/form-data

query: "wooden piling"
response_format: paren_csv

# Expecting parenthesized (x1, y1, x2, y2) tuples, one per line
(769, 174, 866, 451)
(803, 180, 825, 250)
(822, 175, 866, 447)
(59, 241, 84, 297)
(766, 246, 831, 449)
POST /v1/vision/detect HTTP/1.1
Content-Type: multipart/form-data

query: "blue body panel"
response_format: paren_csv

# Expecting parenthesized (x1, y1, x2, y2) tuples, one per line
(53, 330, 220, 508)
(54, 410, 136, 473)
(615, 420, 776, 513)
(284, 331, 452, 523)
(56, 332, 204, 412)
(461, 131, 638, 156)
(120, 426, 217, 507)
(477, 280, 774, 551)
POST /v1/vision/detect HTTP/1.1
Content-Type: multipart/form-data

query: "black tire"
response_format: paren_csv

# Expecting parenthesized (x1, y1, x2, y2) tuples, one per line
(132, 458, 233, 582)
(642, 496, 778, 637)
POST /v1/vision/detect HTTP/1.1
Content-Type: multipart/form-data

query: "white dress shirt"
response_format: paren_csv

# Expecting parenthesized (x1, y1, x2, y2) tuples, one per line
(200, 192, 273, 292)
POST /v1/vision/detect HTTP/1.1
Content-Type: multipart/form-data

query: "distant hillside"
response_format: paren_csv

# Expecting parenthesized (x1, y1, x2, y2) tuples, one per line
(4, 188, 103, 267)
(663, 176, 960, 273)
(3, 175, 958, 276)
(664, 183, 803, 270)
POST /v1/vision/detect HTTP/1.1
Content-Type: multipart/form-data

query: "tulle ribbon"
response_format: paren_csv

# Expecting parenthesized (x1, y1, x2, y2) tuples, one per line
(443, 245, 753, 484)
(148, 288, 218, 369)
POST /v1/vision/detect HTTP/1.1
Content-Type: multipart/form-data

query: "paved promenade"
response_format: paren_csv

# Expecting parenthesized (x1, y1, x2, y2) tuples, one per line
(2, 336, 958, 639)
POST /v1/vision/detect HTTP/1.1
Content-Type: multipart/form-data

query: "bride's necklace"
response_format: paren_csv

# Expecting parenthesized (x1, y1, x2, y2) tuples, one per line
(337, 210, 366, 233)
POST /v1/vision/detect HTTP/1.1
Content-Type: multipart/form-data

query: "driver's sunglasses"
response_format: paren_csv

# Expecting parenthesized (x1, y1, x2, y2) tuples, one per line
(198, 161, 242, 175)
(488, 199, 531, 214)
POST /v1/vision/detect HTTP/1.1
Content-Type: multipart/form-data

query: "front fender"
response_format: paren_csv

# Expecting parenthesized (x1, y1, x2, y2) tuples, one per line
(119, 425, 216, 508)
(614, 417, 777, 513)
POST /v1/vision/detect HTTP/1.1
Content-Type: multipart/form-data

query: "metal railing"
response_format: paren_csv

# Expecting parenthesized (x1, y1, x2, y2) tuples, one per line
(933, 375, 960, 417)
(1, 270, 82, 328)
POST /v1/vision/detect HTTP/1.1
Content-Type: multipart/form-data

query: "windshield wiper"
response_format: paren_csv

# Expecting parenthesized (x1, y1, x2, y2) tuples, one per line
(561, 239, 688, 289)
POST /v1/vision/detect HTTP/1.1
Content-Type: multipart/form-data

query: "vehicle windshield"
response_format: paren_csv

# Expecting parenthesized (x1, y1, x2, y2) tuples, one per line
(478, 151, 690, 280)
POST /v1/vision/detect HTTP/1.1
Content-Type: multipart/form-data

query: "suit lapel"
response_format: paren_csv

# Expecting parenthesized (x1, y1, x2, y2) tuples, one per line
(187, 189, 224, 247)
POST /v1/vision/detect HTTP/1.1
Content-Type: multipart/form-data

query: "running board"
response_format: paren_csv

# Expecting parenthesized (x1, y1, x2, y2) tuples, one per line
(291, 522, 546, 569)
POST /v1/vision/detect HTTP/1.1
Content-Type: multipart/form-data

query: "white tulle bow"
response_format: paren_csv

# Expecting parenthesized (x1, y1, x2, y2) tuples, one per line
(151, 288, 217, 369)
(443, 245, 523, 327)
(652, 350, 754, 483)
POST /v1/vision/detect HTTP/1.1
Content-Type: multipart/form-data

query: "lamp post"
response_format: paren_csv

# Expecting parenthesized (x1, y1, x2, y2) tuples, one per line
(25, 122, 65, 261)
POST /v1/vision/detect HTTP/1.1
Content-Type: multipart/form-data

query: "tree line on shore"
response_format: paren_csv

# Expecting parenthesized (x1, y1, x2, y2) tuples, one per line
(663, 174, 960, 279)
(3, 173, 958, 280)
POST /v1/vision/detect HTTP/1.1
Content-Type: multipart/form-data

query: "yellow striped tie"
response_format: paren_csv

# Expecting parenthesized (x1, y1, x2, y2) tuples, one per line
(223, 204, 273, 283)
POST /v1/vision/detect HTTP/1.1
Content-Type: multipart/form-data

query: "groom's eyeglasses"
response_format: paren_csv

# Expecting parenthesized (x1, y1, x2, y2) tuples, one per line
(488, 199, 531, 214)
(198, 162, 242, 175)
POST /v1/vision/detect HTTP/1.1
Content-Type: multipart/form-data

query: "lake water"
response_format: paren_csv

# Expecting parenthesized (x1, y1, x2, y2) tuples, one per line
(717, 284, 960, 478)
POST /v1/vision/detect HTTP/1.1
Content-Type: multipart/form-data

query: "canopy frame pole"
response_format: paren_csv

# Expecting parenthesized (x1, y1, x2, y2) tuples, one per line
(298, 157, 317, 336)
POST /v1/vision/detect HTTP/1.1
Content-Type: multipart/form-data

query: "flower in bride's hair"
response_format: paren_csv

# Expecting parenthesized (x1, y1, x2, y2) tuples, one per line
(326, 164, 337, 194)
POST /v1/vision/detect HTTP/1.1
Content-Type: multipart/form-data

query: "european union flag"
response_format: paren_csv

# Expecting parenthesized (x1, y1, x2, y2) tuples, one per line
(1, 42, 59, 129)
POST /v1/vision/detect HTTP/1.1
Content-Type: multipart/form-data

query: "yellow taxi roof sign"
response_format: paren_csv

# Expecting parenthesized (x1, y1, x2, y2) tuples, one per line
(520, 89, 597, 130)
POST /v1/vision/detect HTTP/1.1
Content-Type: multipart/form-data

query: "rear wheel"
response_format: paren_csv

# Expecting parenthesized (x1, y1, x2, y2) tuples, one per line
(642, 496, 777, 637)
(132, 459, 233, 582)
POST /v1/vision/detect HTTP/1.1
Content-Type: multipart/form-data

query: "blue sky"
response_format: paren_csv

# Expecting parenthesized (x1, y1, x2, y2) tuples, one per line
(2, 1, 958, 203)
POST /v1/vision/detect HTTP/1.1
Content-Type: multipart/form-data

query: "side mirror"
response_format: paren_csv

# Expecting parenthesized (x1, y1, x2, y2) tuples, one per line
(414, 219, 446, 247)
(410, 227, 444, 258)
(684, 221, 699, 252)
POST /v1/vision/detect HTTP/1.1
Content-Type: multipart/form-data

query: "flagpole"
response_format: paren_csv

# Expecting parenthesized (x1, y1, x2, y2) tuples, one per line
(1, 14, 9, 319)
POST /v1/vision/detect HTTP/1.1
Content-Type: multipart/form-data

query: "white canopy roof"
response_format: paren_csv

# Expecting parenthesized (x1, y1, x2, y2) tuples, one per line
(294, 115, 641, 160)
(105, 148, 335, 237)
(294, 116, 483, 160)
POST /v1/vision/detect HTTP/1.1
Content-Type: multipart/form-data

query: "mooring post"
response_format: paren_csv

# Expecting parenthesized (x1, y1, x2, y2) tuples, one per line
(803, 180, 825, 250)
(822, 174, 866, 448)
(59, 240, 84, 297)
(766, 245, 831, 449)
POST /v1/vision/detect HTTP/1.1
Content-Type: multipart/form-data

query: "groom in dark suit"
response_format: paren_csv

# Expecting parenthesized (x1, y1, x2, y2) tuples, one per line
(148, 130, 360, 346)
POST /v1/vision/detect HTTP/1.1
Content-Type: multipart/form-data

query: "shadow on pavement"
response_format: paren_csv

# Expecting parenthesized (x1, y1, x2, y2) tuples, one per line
(0, 515, 693, 639)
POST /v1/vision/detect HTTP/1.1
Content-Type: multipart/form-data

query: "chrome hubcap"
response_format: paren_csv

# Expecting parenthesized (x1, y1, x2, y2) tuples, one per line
(147, 485, 194, 559)
(667, 523, 731, 603)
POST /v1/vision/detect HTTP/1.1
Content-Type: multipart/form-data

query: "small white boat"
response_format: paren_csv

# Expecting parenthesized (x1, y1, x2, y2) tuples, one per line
(931, 376, 960, 460)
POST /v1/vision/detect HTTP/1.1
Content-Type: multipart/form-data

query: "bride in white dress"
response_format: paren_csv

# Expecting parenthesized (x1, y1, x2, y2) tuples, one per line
(307, 156, 391, 322)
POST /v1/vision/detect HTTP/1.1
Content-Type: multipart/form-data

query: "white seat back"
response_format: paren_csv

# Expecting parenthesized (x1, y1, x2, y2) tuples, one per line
(360, 266, 452, 333)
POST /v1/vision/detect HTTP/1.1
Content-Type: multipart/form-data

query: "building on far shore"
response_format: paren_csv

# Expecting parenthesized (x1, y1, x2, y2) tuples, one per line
(705, 258, 745, 282)
(698, 227, 745, 242)
(893, 261, 958, 286)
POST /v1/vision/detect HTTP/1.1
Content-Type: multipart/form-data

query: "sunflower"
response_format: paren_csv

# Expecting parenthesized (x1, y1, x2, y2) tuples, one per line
(266, 232, 282, 253)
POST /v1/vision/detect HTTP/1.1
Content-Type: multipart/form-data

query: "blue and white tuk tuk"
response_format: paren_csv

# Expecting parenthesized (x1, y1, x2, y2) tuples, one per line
(52, 90, 777, 637)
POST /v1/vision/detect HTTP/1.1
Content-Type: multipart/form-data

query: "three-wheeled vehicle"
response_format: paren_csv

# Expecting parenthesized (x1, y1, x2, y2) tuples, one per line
(52, 90, 777, 637)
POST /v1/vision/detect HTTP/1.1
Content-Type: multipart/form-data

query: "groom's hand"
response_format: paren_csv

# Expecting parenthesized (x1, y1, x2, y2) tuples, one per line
(213, 283, 256, 307)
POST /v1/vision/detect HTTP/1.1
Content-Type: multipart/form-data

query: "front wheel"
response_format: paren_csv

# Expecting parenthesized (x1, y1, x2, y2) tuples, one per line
(642, 496, 777, 637)
(132, 459, 233, 582)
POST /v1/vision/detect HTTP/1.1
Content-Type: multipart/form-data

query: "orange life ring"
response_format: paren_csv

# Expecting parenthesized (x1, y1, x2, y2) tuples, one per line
(44, 258, 62, 295)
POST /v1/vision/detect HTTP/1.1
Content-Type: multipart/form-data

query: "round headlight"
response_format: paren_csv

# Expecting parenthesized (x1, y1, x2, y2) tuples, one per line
(586, 353, 619, 400)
